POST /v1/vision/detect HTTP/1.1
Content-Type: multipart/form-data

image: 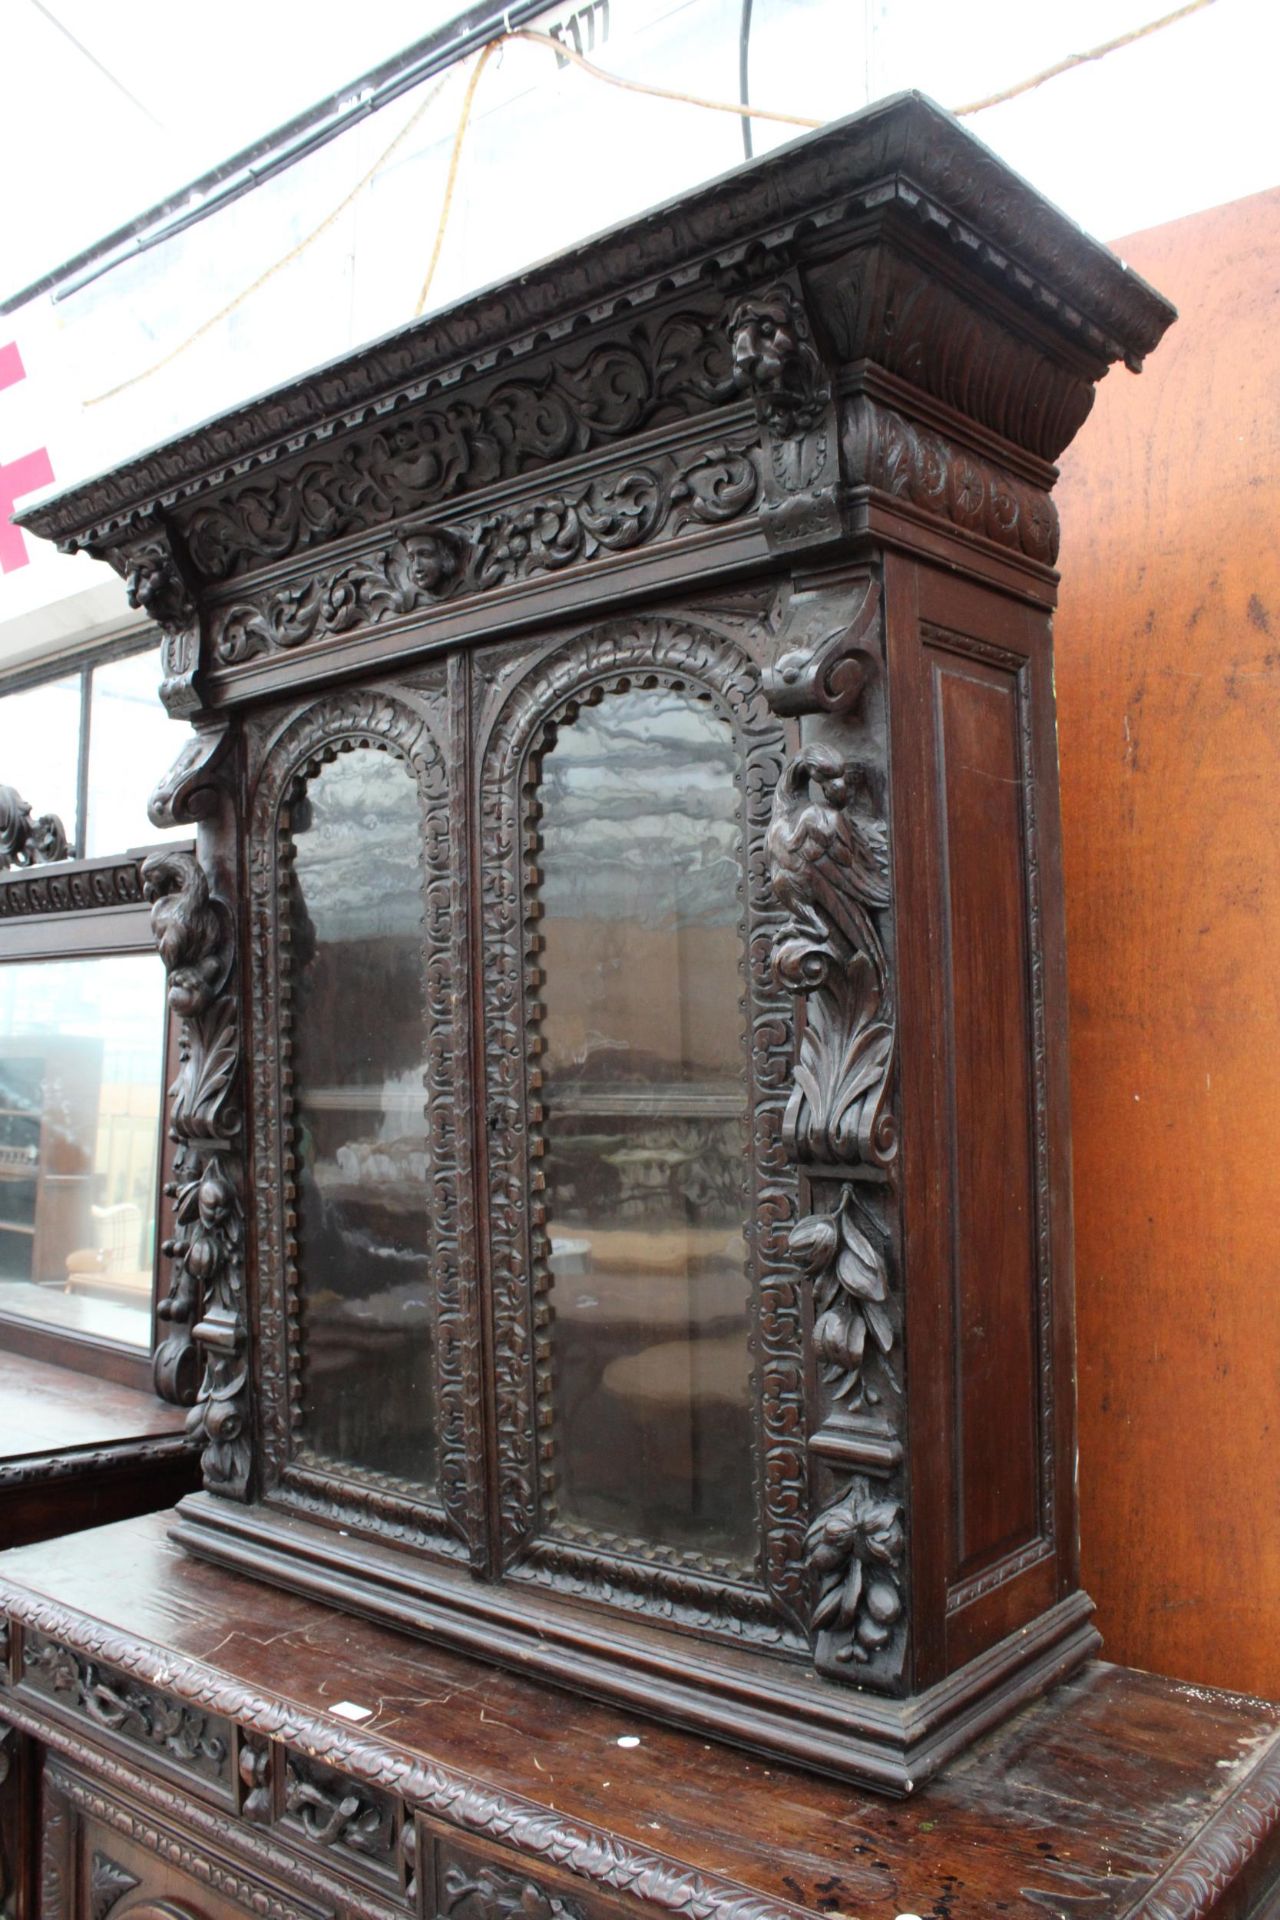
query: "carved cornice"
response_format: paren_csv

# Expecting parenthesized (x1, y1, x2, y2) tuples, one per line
(0, 785, 70, 869)
(1, 1593, 808, 1920)
(0, 855, 144, 918)
(15, 96, 1172, 560)
(207, 439, 759, 667)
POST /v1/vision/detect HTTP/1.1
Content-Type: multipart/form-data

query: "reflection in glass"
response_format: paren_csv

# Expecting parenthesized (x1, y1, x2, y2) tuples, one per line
(538, 687, 755, 1563)
(0, 953, 164, 1349)
(288, 745, 436, 1491)
(0, 675, 82, 852)
(86, 648, 189, 856)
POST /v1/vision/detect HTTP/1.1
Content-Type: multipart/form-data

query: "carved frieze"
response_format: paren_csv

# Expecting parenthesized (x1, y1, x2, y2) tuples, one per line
(182, 306, 736, 582)
(0, 785, 69, 869)
(0, 856, 143, 917)
(207, 442, 759, 667)
(842, 394, 1060, 564)
(21, 1631, 232, 1788)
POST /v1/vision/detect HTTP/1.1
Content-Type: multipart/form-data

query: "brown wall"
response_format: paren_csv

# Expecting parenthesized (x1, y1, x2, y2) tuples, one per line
(1055, 186, 1280, 1698)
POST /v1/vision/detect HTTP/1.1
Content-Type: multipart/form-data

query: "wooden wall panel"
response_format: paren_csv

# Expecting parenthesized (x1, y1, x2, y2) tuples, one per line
(1055, 186, 1280, 1697)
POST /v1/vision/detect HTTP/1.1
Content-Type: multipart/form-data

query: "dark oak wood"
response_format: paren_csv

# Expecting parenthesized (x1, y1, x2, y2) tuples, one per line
(0, 1357, 198, 1550)
(0, 1514, 1278, 1919)
(15, 93, 1178, 1792)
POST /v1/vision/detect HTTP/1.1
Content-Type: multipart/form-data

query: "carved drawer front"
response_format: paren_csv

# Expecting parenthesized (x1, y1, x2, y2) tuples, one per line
(425, 1827, 634, 1920)
(42, 1774, 332, 1920)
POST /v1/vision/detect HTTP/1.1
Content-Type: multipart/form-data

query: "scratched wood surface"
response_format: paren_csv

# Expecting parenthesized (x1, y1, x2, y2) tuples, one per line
(1055, 186, 1280, 1700)
(3, 1513, 1280, 1917)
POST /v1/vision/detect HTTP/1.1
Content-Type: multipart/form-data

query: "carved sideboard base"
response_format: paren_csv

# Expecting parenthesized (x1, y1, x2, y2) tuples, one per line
(172, 1490, 1099, 1795)
(0, 1514, 1277, 1920)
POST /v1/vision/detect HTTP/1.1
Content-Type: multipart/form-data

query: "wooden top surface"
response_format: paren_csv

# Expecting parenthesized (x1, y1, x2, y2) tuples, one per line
(2, 1511, 1279, 1918)
(0, 1352, 187, 1463)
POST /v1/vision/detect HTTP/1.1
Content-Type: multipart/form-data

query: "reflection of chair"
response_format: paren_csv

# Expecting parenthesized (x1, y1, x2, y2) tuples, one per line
(63, 1203, 151, 1303)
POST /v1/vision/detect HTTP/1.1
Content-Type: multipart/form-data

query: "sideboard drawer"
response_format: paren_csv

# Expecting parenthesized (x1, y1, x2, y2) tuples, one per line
(424, 1825, 640, 1920)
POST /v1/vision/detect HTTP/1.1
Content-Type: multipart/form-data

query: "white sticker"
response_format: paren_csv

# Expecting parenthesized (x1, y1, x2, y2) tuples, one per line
(616, 1735, 640, 1748)
(330, 1700, 374, 1723)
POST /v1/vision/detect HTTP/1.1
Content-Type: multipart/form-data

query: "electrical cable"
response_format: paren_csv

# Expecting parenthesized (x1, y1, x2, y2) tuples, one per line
(952, 0, 1216, 116)
(739, 0, 755, 162)
(82, 0, 1219, 405)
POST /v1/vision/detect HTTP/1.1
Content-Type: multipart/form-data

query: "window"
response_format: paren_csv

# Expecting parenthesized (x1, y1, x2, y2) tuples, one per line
(0, 633, 186, 1391)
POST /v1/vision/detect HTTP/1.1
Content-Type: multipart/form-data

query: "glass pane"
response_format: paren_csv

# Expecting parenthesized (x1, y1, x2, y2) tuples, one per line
(86, 647, 189, 856)
(539, 687, 755, 1563)
(0, 675, 82, 853)
(0, 952, 164, 1350)
(289, 745, 436, 1491)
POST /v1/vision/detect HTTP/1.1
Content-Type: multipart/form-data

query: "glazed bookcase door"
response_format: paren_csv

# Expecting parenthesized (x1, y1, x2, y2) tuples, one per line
(246, 670, 483, 1564)
(473, 612, 808, 1646)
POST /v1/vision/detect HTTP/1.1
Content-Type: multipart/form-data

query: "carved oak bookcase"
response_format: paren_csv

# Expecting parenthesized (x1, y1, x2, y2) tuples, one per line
(18, 92, 1175, 1797)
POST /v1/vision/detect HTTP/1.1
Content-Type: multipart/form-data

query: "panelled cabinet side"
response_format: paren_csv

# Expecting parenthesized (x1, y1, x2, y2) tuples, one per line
(17, 92, 1175, 1791)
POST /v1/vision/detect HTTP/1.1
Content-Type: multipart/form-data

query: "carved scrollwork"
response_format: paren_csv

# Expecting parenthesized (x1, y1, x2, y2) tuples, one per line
(764, 576, 882, 718)
(469, 443, 757, 591)
(442, 1860, 588, 1920)
(285, 1757, 392, 1856)
(142, 847, 249, 1465)
(182, 306, 735, 581)
(208, 443, 759, 667)
(0, 785, 69, 868)
(22, 1633, 230, 1783)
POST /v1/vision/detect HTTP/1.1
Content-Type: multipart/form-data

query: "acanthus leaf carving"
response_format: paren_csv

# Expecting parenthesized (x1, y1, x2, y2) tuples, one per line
(763, 586, 905, 1682)
(89, 1851, 139, 1920)
(767, 746, 895, 1169)
(142, 847, 250, 1464)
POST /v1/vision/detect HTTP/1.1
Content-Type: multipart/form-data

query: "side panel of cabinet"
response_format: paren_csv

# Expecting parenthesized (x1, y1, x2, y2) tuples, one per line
(886, 555, 1079, 1688)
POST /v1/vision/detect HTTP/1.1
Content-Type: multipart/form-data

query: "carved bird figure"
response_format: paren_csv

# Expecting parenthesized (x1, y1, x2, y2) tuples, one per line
(767, 744, 890, 976)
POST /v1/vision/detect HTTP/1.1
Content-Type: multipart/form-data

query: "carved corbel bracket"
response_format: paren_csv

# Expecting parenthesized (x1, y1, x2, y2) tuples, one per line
(728, 279, 842, 553)
(148, 723, 234, 831)
(764, 572, 882, 717)
(107, 525, 204, 717)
